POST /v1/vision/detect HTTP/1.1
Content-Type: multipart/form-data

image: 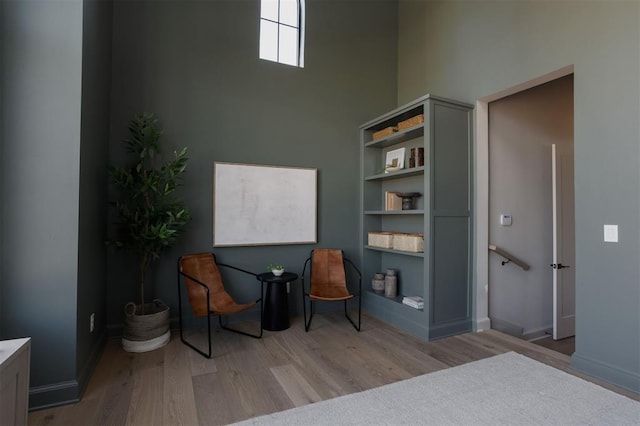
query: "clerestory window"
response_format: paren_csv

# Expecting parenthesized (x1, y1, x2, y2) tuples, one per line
(259, 0, 305, 68)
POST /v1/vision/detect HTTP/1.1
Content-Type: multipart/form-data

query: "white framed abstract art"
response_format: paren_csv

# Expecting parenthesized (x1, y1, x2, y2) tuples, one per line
(213, 162, 317, 246)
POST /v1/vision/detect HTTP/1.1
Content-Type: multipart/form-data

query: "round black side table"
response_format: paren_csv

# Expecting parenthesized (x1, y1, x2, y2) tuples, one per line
(256, 271, 298, 331)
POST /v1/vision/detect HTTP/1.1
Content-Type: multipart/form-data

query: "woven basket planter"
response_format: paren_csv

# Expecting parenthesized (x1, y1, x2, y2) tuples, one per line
(122, 299, 170, 353)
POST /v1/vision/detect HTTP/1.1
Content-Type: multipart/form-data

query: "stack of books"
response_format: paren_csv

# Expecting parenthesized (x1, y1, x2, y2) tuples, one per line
(385, 191, 402, 211)
(402, 296, 424, 310)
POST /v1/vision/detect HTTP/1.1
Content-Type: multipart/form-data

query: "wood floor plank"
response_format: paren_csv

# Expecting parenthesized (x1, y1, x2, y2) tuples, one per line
(193, 342, 293, 425)
(258, 327, 307, 368)
(189, 348, 218, 377)
(221, 332, 294, 416)
(192, 372, 235, 426)
(183, 329, 219, 377)
(76, 339, 134, 426)
(125, 349, 164, 426)
(264, 323, 353, 400)
(80, 339, 121, 401)
(295, 324, 376, 393)
(532, 335, 575, 356)
(163, 335, 200, 426)
(26, 399, 102, 426)
(270, 364, 322, 407)
(29, 312, 639, 426)
(313, 315, 416, 385)
(361, 326, 451, 374)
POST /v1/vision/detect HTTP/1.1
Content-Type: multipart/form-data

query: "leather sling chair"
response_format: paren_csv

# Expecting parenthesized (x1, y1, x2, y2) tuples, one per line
(301, 248, 362, 331)
(177, 252, 263, 358)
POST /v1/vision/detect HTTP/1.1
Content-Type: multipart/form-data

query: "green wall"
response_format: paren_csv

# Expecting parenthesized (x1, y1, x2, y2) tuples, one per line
(0, 0, 112, 409)
(106, 0, 398, 328)
(398, 0, 639, 392)
(1, 0, 83, 406)
(77, 0, 112, 398)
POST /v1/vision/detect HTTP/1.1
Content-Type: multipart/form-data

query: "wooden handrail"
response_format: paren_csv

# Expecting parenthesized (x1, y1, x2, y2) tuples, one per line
(488, 244, 530, 271)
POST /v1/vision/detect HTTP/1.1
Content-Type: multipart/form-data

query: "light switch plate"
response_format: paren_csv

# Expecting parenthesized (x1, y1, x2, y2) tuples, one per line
(604, 224, 618, 243)
(500, 214, 512, 226)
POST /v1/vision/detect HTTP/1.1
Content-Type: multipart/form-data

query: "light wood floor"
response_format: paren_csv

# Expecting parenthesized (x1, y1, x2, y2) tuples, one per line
(532, 335, 575, 356)
(29, 312, 638, 426)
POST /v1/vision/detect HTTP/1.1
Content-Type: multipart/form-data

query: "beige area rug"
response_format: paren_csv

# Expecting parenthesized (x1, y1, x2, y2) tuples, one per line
(234, 352, 640, 425)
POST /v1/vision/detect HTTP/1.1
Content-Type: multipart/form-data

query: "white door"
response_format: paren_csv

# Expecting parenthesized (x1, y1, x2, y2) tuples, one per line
(551, 144, 576, 340)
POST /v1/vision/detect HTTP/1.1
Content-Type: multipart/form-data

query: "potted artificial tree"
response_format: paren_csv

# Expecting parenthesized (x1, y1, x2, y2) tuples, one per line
(109, 113, 191, 352)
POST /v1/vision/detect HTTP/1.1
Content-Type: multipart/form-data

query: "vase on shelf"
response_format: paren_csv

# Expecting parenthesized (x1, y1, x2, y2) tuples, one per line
(384, 269, 397, 298)
(395, 192, 421, 210)
(372, 273, 385, 294)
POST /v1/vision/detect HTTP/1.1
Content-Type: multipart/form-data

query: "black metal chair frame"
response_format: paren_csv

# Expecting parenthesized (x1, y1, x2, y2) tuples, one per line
(301, 250, 362, 332)
(177, 254, 264, 359)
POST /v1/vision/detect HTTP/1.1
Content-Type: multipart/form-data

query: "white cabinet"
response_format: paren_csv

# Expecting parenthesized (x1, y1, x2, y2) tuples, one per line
(360, 94, 473, 340)
(0, 338, 31, 426)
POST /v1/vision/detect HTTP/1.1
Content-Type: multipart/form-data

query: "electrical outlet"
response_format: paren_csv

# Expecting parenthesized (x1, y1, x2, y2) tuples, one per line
(90, 313, 95, 333)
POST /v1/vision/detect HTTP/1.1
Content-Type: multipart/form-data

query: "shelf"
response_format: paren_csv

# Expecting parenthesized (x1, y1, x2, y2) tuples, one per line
(360, 94, 473, 341)
(364, 210, 425, 215)
(367, 290, 424, 311)
(365, 166, 424, 181)
(365, 124, 424, 148)
(364, 245, 425, 257)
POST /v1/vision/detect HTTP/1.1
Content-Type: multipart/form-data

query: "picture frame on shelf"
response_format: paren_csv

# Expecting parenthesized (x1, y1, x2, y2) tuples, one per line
(385, 147, 405, 173)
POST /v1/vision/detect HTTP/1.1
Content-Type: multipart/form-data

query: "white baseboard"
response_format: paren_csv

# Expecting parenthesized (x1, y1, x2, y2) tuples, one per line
(474, 316, 491, 332)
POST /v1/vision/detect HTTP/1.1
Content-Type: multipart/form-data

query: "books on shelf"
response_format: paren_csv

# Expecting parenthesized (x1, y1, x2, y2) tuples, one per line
(402, 296, 424, 309)
(385, 191, 402, 211)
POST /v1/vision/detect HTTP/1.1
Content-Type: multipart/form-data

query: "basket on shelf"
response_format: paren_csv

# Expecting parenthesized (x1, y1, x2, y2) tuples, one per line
(392, 233, 424, 252)
(368, 231, 394, 248)
(397, 114, 424, 131)
(372, 126, 398, 140)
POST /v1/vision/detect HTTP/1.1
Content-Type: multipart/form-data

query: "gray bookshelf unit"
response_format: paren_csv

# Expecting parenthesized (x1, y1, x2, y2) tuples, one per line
(360, 94, 473, 340)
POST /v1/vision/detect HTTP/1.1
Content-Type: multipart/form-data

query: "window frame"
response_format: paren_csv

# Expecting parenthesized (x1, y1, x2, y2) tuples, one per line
(259, 0, 305, 68)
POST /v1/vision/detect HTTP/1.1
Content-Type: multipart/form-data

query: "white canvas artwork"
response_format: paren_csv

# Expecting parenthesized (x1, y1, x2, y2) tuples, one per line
(213, 162, 317, 246)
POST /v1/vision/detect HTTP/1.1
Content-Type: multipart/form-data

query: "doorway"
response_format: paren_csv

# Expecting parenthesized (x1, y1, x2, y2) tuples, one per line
(475, 66, 575, 348)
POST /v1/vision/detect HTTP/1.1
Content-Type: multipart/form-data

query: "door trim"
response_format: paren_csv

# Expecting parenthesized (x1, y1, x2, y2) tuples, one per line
(474, 65, 574, 332)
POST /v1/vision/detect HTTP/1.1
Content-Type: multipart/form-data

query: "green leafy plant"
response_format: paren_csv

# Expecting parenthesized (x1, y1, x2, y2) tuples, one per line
(266, 263, 284, 271)
(109, 113, 191, 312)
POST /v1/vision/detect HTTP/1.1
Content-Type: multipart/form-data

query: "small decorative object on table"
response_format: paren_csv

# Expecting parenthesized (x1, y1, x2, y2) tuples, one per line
(267, 263, 285, 276)
(384, 268, 397, 298)
(372, 273, 385, 294)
